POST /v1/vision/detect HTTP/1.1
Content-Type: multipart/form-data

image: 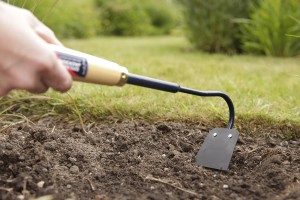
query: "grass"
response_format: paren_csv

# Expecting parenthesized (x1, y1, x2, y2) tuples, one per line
(1, 36, 300, 135)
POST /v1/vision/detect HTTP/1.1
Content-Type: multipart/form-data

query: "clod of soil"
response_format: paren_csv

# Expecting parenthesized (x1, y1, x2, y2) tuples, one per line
(0, 118, 299, 200)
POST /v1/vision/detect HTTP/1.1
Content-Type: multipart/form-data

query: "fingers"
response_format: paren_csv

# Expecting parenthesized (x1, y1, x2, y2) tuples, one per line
(35, 25, 63, 46)
(33, 21, 72, 92)
(0, 4, 72, 95)
(41, 51, 72, 93)
(32, 19, 71, 92)
(20, 8, 62, 46)
(27, 79, 49, 94)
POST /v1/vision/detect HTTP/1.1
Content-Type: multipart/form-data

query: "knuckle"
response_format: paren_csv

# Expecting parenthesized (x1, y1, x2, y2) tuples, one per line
(46, 27, 55, 36)
(60, 79, 72, 92)
(22, 9, 34, 19)
(55, 73, 72, 93)
(39, 51, 57, 72)
(38, 25, 55, 36)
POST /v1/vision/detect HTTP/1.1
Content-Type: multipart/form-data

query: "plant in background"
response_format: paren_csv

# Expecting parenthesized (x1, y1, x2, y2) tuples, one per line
(144, 1, 179, 35)
(178, 0, 253, 54)
(241, 0, 300, 57)
(12, 0, 179, 38)
(98, 0, 152, 36)
(96, 0, 178, 36)
(13, 0, 100, 39)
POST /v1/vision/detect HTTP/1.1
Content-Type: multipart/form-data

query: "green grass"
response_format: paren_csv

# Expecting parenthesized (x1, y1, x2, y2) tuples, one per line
(1, 36, 300, 133)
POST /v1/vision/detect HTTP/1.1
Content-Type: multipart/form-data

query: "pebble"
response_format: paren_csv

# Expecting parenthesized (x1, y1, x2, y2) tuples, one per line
(68, 157, 77, 163)
(44, 141, 58, 151)
(252, 155, 262, 162)
(67, 184, 72, 189)
(211, 195, 221, 200)
(181, 143, 193, 152)
(267, 138, 277, 147)
(19, 155, 25, 161)
(37, 181, 45, 188)
(156, 123, 172, 133)
(282, 160, 290, 165)
(70, 165, 79, 174)
(16, 195, 24, 200)
(199, 183, 205, 188)
(271, 155, 282, 164)
(290, 140, 298, 145)
(281, 141, 289, 146)
(5, 143, 13, 150)
(223, 184, 229, 189)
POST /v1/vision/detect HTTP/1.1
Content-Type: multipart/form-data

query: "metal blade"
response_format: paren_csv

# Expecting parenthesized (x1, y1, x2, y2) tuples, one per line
(195, 128, 239, 170)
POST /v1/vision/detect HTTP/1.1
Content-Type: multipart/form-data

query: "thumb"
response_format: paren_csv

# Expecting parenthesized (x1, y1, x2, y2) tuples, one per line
(42, 51, 72, 92)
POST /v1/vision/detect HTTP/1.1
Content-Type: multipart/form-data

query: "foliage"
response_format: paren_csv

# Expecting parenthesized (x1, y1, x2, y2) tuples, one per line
(97, 0, 152, 36)
(96, 0, 178, 36)
(10, 0, 179, 38)
(241, 0, 300, 57)
(178, 0, 253, 53)
(13, 0, 100, 39)
(144, 2, 179, 35)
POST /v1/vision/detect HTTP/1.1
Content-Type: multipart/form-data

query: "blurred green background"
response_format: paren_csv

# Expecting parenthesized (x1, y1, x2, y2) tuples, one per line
(11, 0, 300, 57)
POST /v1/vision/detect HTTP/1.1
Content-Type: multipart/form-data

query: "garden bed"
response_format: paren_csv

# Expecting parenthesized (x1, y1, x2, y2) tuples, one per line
(0, 118, 299, 200)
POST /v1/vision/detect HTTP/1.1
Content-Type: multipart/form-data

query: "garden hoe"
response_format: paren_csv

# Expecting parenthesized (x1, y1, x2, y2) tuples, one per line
(50, 45, 240, 171)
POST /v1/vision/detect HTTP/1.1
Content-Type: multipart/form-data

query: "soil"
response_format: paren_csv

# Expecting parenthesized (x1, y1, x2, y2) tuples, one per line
(0, 117, 300, 200)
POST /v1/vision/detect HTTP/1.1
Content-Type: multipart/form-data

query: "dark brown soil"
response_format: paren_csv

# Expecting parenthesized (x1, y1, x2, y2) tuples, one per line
(0, 118, 300, 200)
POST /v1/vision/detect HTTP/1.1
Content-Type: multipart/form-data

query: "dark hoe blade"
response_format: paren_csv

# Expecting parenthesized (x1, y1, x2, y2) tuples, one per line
(196, 128, 239, 170)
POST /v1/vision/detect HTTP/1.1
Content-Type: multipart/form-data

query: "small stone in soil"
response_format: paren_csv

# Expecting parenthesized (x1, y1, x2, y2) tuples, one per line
(19, 155, 25, 161)
(44, 141, 58, 151)
(181, 143, 193, 152)
(223, 184, 229, 189)
(68, 157, 77, 163)
(70, 165, 80, 174)
(5, 143, 13, 150)
(16, 195, 24, 200)
(156, 123, 172, 133)
(37, 181, 45, 188)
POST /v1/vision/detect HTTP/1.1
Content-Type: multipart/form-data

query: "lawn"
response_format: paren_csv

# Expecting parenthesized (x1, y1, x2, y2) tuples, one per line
(1, 36, 300, 133)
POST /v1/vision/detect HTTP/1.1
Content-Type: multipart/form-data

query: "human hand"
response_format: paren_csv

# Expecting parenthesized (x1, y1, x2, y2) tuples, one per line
(0, 2, 72, 96)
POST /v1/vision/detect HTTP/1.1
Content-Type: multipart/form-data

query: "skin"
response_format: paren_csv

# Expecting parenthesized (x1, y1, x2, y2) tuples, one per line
(0, 2, 72, 96)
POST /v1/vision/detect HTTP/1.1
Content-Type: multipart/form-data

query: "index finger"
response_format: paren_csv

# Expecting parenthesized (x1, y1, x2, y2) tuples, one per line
(35, 24, 63, 46)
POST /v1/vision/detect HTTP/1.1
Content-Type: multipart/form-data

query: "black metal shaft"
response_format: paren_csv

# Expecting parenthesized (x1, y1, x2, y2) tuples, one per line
(127, 73, 235, 129)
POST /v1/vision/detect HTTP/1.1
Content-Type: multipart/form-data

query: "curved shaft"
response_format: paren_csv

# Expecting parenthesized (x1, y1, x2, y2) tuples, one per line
(127, 73, 235, 129)
(178, 87, 235, 129)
